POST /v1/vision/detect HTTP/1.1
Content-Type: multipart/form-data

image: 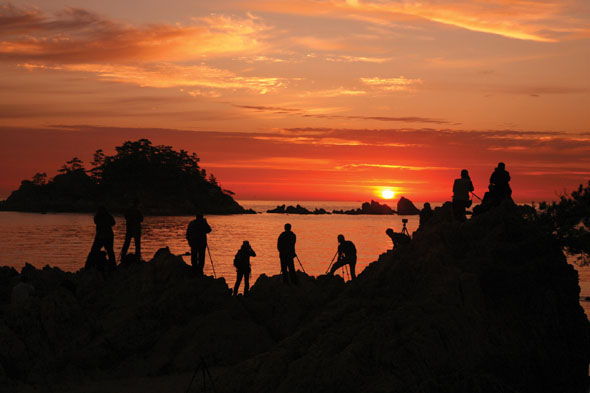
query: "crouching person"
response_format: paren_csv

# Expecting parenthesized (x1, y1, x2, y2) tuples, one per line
(233, 241, 256, 296)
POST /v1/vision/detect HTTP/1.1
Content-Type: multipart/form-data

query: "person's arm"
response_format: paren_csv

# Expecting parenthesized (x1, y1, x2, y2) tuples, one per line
(205, 220, 212, 234)
(109, 214, 115, 226)
(249, 248, 256, 257)
(469, 181, 474, 192)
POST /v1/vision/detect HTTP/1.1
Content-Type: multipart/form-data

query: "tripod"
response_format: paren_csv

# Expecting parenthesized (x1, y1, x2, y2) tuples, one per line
(185, 356, 217, 393)
(401, 221, 410, 237)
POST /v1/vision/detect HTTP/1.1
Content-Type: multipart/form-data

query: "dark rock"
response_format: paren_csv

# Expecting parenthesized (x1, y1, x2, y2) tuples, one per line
(333, 200, 395, 215)
(1, 202, 588, 392)
(397, 196, 420, 215)
(267, 204, 330, 214)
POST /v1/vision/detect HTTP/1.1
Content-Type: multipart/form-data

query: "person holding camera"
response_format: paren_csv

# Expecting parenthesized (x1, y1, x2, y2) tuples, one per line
(452, 169, 474, 221)
(328, 234, 357, 279)
(233, 240, 256, 296)
(386, 225, 411, 250)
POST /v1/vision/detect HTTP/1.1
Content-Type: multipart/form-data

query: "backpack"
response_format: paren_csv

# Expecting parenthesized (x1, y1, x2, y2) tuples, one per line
(234, 250, 248, 270)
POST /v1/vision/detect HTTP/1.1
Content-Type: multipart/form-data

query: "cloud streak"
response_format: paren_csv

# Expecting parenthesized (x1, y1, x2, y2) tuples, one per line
(246, 0, 590, 42)
(235, 104, 451, 124)
(0, 5, 268, 63)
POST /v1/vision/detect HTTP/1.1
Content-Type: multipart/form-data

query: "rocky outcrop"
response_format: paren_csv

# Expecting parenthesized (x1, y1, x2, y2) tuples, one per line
(396, 196, 420, 215)
(333, 200, 395, 215)
(1, 201, 588, 393)
(267, 204, 330, 215)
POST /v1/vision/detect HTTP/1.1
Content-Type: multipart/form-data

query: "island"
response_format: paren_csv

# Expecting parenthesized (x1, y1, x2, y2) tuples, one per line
(0, 139, 254, 215)
(267, 204, 330, 214)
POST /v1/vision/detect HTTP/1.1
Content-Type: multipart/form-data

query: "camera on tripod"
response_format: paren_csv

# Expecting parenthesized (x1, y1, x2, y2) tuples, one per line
(401, 218, 409, 236)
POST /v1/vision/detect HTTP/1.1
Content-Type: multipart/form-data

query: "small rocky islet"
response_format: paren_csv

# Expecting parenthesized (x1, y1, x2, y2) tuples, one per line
(267, 197, 421, 215)
(1, 200, 588, 393)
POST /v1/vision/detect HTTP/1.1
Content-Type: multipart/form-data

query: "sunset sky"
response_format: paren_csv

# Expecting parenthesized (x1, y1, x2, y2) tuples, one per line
(1, 0, 589, 202)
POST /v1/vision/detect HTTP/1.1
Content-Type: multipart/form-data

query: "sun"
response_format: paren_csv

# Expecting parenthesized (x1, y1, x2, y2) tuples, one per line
(381, 189, 395, 199)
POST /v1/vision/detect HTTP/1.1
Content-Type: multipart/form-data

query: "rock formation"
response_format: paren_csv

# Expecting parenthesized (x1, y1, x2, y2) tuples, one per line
(333, 200, 395, 215)
(267, 204, 330, 215)
(396, 196, 420, 215)
(1, 201, 588, 393)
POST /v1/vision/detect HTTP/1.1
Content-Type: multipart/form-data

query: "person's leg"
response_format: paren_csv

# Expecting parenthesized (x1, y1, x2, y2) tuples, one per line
(280, 256, 289, 283)
(134, 232, 141, 260)
(330, 259, 345, 275)
(120, 233, 131, 258)
(197, 244, 206, 276)
(349, 258, 357, 279)
(190, 247, 199, 274)
(104, 236, 116, 267)
(244, 271, 250, 296)
(287, 258, 297, 284)
(234, 271, 243, 295)
(90, 236, 102, 254)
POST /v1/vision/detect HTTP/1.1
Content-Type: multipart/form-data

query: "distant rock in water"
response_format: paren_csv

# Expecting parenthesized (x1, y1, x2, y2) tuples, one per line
(333, 200, 395, 215)
(0, 201, 588, 392)
(0, 139, 254, 215)
(267, 204, 330, 215)
(397, 196, 420, 215)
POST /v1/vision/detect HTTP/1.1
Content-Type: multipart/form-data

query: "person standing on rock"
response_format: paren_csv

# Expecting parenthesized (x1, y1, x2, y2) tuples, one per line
(329, 234, 357, 279)
(452, 169, 474, 221)
(186, 213, 212, 276)
(419, 202, 433, 227)
(489, 162, 512, 202)
(277, 223, 298, 284)
(89, 205, 117, 268)
(233, 241, 256, 296)
(120, 198, 143, 261)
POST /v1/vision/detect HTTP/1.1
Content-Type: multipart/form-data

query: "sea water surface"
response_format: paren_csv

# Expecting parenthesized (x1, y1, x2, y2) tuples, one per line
(1, 200, 588, 316)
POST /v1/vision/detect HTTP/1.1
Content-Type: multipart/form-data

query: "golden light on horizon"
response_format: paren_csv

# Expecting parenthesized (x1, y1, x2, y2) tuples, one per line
(381, 189, 395, 199)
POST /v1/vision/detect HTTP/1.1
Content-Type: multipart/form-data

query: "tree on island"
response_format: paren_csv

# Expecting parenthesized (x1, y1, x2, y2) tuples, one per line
(0, 139, 250, 215)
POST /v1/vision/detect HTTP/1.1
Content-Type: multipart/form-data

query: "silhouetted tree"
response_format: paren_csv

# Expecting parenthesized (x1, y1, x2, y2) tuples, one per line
(534, 181, 590, 264)
(31, 172, 47, 186)
(58, 157, 84, 174)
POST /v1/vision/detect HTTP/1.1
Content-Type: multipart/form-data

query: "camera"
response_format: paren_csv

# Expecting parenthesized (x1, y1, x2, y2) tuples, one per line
(402, 218, 408, 224)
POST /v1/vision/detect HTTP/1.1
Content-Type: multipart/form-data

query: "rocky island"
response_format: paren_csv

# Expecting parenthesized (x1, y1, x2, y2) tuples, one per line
(1, 200, 588, 392)
(0, 139, 253, 215)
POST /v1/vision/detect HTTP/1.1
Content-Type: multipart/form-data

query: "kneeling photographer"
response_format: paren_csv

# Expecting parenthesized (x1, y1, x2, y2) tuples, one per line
(386, 219, 411, 250)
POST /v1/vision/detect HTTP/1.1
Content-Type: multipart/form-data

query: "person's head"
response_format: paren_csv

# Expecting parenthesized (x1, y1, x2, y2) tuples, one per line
(242, 240, 250, 249)
(284, 223, 292, 231)
(196, 213, 203, 220)
(385, 228, 394, 236)
(97, 205, 107, 215)
(424, 202, 431, 209)
(497, 162, 505, 170)
(337, 234, 345, 243)
(461, 169, 469, 179)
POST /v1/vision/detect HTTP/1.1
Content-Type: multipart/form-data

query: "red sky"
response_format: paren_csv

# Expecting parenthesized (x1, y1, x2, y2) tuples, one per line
(1, 1, 589, 202)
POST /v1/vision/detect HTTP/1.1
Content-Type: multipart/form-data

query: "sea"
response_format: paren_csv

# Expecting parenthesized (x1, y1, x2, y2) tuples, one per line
(0, 200, 588, 317)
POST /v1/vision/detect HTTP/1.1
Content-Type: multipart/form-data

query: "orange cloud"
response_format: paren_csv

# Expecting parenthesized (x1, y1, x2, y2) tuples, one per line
(0, 5, 268, 63)
(19, 63, 285, 93)
(246, 0, 590, 42)
(360, 76, 422, 91)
